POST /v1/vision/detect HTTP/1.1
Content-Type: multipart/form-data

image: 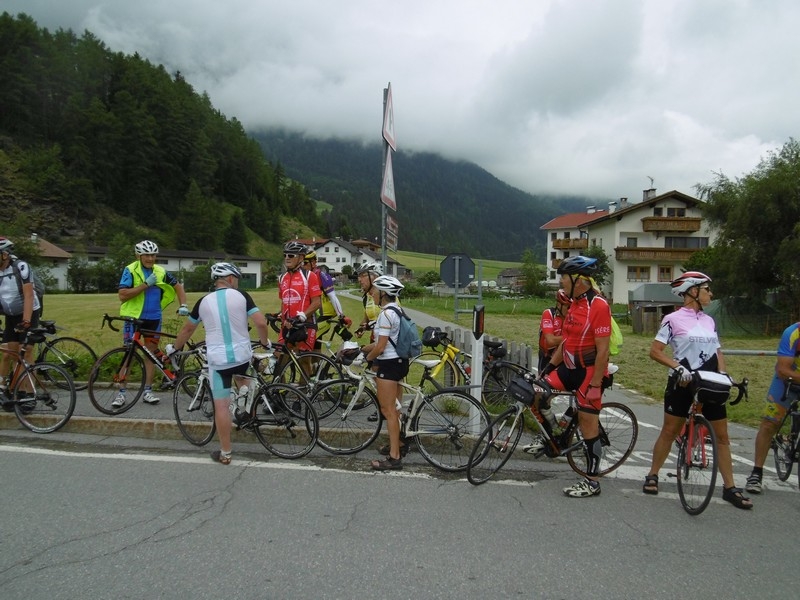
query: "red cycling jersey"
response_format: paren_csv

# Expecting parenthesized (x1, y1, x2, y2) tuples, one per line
(561, 292, 611, 369)
(278, 269, 322, 351)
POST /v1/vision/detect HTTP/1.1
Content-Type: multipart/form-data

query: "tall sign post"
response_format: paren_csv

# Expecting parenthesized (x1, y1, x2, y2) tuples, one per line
(380, 83, 397, 273)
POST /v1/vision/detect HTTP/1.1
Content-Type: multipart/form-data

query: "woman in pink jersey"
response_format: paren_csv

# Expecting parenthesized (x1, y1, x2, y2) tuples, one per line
(642, 271, 752, 509)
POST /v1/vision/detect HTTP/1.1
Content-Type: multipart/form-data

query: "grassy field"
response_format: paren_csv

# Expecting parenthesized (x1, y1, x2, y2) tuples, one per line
(31, 289, 777, 428)
(389, 250, 520, 282)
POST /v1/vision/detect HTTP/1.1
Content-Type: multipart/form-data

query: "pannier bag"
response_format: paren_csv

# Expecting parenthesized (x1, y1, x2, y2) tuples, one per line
(422, 326, 445, 348)
(283, 324, 309, 344)
(692, 371, 732, 405)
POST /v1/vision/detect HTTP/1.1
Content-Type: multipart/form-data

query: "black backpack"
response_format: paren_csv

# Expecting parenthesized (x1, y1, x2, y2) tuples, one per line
(10, 258, 45, 315)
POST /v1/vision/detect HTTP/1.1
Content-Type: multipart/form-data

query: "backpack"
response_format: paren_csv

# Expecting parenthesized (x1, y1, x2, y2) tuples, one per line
(384, 305, 422, 359)
(609, 315, 623, 356)
(11, 257, 45, 315)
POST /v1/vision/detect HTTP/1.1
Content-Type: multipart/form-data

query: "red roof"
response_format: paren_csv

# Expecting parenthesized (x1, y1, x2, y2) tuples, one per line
(540, 210, 608, 230)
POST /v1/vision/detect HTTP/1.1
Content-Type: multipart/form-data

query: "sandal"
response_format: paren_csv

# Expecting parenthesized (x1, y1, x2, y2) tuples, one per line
(722, 486, 753, 510)
(210, 450, 232, 465)
(379, 443, 409, 457)
(371, 456, 403, 471)
(642, 474, 659, 495)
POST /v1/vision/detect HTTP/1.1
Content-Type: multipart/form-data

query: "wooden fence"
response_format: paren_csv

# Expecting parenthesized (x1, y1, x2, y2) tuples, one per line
(438, 325, 535, 371)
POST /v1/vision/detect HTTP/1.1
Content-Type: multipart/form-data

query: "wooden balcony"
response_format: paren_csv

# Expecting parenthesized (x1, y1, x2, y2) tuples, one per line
(641, 217, 702, 232)
(552, 238, 589, 250)
(615, 247, 698, 262)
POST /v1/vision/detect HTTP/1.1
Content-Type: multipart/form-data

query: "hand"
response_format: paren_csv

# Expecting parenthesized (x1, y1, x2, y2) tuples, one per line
(585, 385, 602, 404)
(177, 304, 189, 316)
(296, 312, 307, 323)
(165, 343, 177, 358)
(342, 316, 352, 327)
(14, 320, 31, 334)
(145, 273, 157, 287)
(674, 365, 693, 384)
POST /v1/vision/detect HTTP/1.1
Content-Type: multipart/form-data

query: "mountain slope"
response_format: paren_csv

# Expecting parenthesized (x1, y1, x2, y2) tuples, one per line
(255, 130, 589, 261)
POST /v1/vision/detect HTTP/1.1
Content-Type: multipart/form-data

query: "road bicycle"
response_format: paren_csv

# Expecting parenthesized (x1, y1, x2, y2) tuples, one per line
(171, 348, 319, 459)
(466, 373, 638, 485)
(87, 314, 200, 415)
(28, 319, 97, 391)
(0, 325, 77, 433)
(667, 372, 748, 515)
(311, 345, 491, 471)
(409, 326, 527, 413)
(772, 379, 800, 488)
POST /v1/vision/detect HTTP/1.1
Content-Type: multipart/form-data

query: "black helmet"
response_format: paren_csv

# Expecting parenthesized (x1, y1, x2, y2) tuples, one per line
(557, 256, 598, 276)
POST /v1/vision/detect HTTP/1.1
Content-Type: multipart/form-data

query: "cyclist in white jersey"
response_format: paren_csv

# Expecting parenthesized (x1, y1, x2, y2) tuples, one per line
(169, 263, 271, 465)
(642, 271, 752, 509)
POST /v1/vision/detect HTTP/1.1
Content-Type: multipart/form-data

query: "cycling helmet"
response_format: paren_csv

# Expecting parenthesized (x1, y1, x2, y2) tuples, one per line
(372, 275, 404, 296)
(304, 250, 317, 261)
(670, 271, 712, 297)
(210, 262, 242, 280)
(283, 241, 308, 255)
(356, 262, 382, 276)
(0, 237, 13, 253)
(557, 255, 598, 276)
(556, 289, 572, 305)
(135, 240, 159, 255)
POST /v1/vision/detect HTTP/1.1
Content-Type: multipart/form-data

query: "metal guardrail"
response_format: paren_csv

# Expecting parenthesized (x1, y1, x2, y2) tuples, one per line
(721, 349, 777, 356)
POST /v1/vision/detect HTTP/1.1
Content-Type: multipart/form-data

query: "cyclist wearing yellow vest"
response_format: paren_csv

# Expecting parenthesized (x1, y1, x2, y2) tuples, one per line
(116, 240, 188, 407)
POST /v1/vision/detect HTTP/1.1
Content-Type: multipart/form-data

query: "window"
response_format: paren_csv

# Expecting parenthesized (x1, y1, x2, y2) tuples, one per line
(563, 231, 571, 240)
(192, 260, 205, 267)
(626, 237, 638, 248)
(627, 266, 650, 282)
(658, 266, 673, 282)
(667, 207, 686, 217)
(334, 247, 339, 253)
(665, 237, 709, 249)
(325, 247, 330, 253)
(550, 251, 556, 260)
(551, 232, 557, 241)
(653, 207, 663, 216)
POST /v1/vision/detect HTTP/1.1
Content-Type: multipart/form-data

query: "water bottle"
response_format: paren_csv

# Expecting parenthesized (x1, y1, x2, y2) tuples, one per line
(237, 385, 249, 409)
(558, 406, 575, 429)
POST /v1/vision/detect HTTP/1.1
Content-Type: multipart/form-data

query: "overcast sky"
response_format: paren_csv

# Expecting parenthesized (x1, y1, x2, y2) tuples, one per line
(5, 0, 798, 200)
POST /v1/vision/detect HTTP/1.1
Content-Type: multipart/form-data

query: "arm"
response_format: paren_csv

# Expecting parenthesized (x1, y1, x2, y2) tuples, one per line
(364, 334, 389, 362)
(21, 281, 34, 324)
(775, 355, 795, 382)
(250, 311, 272, 348)
(118, 283, 147, 302)
(173, 282, 188, 306)
(649, 339, 679, 369)
(326, 288, 345, 317)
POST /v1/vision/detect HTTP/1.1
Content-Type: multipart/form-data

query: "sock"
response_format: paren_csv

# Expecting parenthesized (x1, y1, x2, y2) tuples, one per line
(750, 466, 763, 478)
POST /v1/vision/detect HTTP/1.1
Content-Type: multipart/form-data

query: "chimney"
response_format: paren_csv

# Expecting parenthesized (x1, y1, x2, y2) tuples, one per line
(619, 197, 628, 209)
(643, 188, 656, 201)
(586, 205, 596, 214)
(608, 201, 617, 214)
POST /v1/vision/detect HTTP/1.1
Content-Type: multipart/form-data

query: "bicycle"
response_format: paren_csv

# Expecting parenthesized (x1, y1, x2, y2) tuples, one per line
(0, 325, 77, 433)
(311, 345, 491, 471)
(466, 373, 638, 485)
(667, 371, 748, 515)
(32, 319, 97, 391)
(772, 379, 800, 487)
(409, 326, 527, 413)
(87, 314, 198, 415)
(171, 347, 319, 459)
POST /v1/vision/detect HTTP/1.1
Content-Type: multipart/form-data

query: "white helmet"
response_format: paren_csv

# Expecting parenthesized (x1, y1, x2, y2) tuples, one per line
(135, 240, 159, 255)
(210, 262, 242, 280)
(671, 271, 712, 297)
(372, 275, 404, 295)
(0, 237, 13, 253)
(356, 262, 382, 276)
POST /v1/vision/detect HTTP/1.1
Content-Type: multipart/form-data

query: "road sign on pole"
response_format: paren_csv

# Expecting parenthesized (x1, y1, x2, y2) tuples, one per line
(383, 83, 396, 151)
(439, 253, 475, 288)
(380, 146, 396, 211)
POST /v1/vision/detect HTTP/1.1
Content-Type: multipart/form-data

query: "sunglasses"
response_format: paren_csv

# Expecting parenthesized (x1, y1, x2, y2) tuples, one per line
(284, 253, 300, 258)
(699, 285, 711, 291)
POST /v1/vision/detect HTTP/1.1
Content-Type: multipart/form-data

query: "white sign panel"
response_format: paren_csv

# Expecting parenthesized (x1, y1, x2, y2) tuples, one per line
(382, 83, 396, 151)
(380, 147, 396, 211)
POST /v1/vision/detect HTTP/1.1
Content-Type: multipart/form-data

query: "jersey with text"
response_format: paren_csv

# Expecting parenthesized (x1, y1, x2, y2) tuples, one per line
(561, 292, 611, 369)
(654, 306, 720, 370)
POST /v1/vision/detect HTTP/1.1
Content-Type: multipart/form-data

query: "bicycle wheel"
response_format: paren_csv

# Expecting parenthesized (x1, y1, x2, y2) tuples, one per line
(173, 371, 216, 446)
(482, 361, 526, 415)
(466, 406, 525, 485)
(676, 414, 718, 516)
(178, 341, 206, 376)
(311, 379, 382, 455)
(88, 347, 146, 415)
(411, 390, 490, 472)
(273, 351, 342, 399)
(12, 363, 77, 434)
(406, 352, 460, 394)
(251, 382, 319, 459)
(39, 336, 97, 391)
(772, 413, 794, 481)
(566, 401, 639, 477)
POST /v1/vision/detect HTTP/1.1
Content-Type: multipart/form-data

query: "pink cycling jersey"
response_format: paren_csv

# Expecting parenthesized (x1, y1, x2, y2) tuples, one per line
(654, 306, 720, 370)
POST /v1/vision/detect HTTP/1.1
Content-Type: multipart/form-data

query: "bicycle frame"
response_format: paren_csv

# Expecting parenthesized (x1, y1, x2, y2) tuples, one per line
(102, 313, 178, 386)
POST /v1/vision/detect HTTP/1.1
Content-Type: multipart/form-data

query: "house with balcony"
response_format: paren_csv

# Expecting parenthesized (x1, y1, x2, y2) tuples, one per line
(541, 189, 717, 304)
(541, 207, 608, 286)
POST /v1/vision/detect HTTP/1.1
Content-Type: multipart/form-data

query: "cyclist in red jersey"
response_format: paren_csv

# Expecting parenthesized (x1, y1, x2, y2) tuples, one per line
(278, 241, 321, 352)
(539, 256, 611, 498)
